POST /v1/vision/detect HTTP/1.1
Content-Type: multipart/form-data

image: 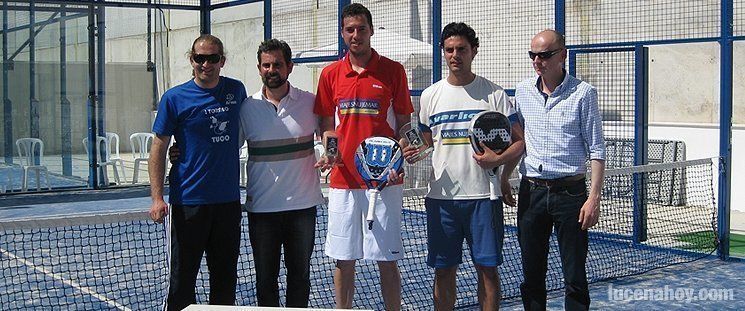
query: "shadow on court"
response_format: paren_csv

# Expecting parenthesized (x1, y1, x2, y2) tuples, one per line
(501, 256, 745, 310)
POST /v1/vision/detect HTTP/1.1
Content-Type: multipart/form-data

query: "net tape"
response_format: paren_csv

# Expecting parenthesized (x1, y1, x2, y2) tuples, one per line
(0, 158, 718, 310)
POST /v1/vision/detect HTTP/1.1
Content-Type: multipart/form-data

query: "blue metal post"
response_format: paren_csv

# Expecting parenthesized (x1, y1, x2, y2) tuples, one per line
(86, 5, 98, 188)
(263, 0, 271, 40)
(337, 0, 350, 57)
(567, 49, 576, 76)
(718, 0, 733, 260)
(60, 6, 72, 176)
(29, 0, 39, 140)
(147, 0, 157, 111)
(555, 0, 565, 35)
(200, 0, 210, 34)
(633, 45, 649, 243)
(2, 0, 11, 164)
(96, 2, 107, 186)
(432, 0, 441, 83)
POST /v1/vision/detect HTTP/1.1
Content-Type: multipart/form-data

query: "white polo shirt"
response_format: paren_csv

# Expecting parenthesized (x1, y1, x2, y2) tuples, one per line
(239, 84, 324, 213)
(419, 75, 516, 200)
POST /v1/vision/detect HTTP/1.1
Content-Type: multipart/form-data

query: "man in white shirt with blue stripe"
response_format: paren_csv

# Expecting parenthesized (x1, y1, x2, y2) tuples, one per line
(514, 30, 606, 311)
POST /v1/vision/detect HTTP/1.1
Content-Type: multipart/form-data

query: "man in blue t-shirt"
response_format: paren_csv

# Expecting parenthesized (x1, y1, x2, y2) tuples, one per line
(148, 34, 247, 311)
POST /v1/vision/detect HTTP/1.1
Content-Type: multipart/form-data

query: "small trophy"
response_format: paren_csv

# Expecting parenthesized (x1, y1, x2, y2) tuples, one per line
(399, 113, 433, 163)
(323, 132, 339, 162)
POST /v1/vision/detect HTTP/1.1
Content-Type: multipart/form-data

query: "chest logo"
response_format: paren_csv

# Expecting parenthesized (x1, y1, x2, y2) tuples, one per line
(210, 115, 229, 135)
(226, 93, 238, 105)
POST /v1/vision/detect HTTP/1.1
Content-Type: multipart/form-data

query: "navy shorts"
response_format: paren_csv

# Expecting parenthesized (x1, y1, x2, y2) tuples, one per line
(425, 197, 505, 268)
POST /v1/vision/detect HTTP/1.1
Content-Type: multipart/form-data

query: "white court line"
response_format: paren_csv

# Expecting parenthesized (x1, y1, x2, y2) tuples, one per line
(0, 247, 132, 311)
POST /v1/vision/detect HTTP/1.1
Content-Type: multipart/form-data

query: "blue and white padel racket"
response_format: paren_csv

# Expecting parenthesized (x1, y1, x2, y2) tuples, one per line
(355, 136, 404, 230)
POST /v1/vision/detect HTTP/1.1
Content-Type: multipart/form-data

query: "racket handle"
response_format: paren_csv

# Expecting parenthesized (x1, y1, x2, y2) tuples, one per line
(488, 168, 499, 201)
(366, 189, 380, 230)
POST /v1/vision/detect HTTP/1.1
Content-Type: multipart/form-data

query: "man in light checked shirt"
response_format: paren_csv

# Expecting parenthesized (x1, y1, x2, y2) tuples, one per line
(514, 30, 606, 311)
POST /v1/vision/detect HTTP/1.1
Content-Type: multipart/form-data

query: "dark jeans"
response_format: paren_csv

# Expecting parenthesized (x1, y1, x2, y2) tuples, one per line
(166, 201, 242, 311)
(517, 178, 590, 311)
(247, 206, 317, 308)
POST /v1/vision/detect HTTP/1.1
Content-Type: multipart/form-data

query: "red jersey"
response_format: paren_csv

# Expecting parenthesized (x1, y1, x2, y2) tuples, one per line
(314, 50, 414, 189)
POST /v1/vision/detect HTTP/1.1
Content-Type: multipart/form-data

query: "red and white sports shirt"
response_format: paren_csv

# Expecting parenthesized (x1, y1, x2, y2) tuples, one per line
(314, 49, 413, 189)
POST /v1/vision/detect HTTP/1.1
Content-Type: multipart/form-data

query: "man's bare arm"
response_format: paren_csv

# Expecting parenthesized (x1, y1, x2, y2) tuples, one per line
(579, 159, 605, 230)
(148, 135, 171, 222)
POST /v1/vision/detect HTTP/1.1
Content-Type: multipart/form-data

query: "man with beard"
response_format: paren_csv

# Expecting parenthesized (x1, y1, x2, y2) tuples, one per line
(240, 39, 325, 308)
(313, 3, 413, 310)
(149, 34, 247, 310)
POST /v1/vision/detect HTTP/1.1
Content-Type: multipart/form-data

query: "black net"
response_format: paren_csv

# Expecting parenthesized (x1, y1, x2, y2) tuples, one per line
(442, 0, 554, 90)
(349, 0, 433, 91)
(273, 0, 339, 61)
(565, 0, 721, 46)
(0, 159, 718, 310)
(574, 50, 635, 144)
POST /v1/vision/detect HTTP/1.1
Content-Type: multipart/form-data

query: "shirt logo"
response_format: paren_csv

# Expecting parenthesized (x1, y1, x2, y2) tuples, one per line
(429, 109, 483, 127)
(210, 115, 229, 135)
(372, 84, 383, 89)
(225, 93, 238, 105)
(339, 98, 380, 115)
(440, 129, 470, 145)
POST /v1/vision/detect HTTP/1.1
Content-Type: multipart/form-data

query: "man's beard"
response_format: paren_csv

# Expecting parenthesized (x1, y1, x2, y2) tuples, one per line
(262, 73, 286, 89)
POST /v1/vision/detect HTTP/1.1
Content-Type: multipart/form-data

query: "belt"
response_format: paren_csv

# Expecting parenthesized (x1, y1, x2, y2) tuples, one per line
(525, 174, 585, 188)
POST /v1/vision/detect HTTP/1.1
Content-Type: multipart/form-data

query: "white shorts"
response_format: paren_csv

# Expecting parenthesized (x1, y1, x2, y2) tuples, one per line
(325, 185, 404, 261)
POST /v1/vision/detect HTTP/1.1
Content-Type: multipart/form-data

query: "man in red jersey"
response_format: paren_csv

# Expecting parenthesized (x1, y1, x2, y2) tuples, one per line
(314, 3, 413, 310)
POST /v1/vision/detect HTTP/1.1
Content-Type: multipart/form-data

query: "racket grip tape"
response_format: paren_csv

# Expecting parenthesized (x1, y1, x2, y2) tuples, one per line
(366, 189, 380, 230)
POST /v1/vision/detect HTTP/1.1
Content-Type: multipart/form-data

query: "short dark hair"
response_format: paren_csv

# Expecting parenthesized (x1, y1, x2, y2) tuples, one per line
(439, 22, 479, 49)
(257, 39, 292, 64)
(341, 3, 373, 29)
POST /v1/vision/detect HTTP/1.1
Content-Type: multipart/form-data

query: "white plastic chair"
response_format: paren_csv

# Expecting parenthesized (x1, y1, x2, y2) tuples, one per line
(239, 142, 249, 186)
(15, 138, 51, 191)
(106, 132, 127, 181)
(130, 132, 154, 184)
(83, 136, 121, 184)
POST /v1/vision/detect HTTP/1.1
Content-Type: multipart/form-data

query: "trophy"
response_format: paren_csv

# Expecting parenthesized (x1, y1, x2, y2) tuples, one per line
(323, 132, 339, 162)
(399, 113, 433, 163)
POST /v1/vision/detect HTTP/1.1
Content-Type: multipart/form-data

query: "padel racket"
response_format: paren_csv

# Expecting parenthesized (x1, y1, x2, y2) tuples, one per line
(468, 111, 512, 200)
(355, 136, 404, 230)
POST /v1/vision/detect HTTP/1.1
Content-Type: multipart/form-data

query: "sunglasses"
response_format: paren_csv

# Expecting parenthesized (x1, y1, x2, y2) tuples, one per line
(192, 53, 222, 64)
(528, 49, 562, 60)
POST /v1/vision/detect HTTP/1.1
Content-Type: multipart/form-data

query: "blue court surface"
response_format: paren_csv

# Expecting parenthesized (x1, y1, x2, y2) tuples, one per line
(1, 188, 743, 310)
(0, 164, 88, 192)
(502, 256, 745, 310)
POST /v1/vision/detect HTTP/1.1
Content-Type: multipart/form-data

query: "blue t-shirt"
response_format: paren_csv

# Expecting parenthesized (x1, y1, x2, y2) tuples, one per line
(152, 77, 247, 205)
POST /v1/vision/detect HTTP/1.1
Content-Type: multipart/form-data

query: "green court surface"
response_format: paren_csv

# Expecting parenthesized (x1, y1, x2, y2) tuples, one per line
(676, 231, 745, 257)
(730, 233, 745, 257)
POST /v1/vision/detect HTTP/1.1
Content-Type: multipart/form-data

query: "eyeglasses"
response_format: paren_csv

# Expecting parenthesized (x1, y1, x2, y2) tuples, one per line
(528, 49, 561, 60)
(192, 54, 222, 64)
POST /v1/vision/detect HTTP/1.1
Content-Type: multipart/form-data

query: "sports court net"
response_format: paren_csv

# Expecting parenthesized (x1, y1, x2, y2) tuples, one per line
(0, 159, 717, 310)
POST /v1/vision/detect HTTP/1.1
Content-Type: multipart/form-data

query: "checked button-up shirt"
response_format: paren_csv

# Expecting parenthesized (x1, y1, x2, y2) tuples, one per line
(515, 71, 606, 179)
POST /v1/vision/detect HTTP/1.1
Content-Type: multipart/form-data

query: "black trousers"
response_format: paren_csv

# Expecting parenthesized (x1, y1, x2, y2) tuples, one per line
(248, 206, 317, 308)
(517, 178, 590, 311)
(165, 201, 242, 311)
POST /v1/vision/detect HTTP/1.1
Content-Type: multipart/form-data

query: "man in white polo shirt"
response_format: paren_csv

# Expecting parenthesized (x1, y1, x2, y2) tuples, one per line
(240, 39, 324, 308)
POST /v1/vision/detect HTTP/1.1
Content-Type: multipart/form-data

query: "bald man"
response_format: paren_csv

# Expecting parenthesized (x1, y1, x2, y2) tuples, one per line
(513, 30, 606, 311)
